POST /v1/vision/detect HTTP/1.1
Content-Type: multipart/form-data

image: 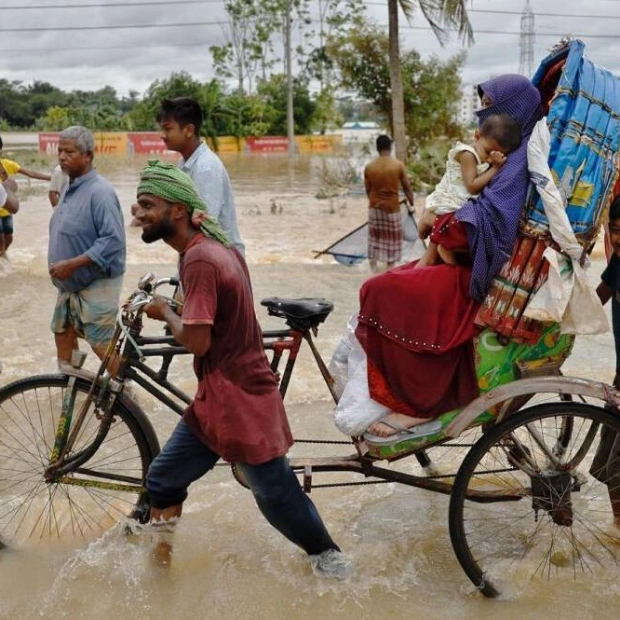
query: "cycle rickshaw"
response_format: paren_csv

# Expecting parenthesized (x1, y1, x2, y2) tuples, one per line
(1, 40, 620, 598)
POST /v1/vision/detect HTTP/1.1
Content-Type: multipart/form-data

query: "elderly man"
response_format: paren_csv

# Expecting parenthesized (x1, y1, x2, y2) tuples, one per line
(48, 126, 125, 369)
(132, 160, 348, 579)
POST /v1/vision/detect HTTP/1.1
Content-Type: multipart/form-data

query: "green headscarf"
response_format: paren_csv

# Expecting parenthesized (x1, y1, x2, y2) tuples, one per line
(137, 159, 230, 246)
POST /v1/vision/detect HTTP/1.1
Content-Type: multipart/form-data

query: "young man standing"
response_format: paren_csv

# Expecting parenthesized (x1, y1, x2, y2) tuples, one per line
(363, 134, 414, 273)
(132, 160, 349, 579)
(157, 97, 245, 255)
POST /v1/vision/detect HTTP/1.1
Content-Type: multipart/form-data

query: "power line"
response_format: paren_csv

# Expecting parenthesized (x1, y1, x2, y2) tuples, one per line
(0, 15, 616, 39)
(6, 0, 620, 20)
(363, 1, 620, 20)
(0, 0, 223, 8)
(0, 21, 226, 32)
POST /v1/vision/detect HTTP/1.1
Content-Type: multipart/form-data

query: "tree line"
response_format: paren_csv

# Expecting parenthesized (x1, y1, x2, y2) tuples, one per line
(0, 2, 468, 165)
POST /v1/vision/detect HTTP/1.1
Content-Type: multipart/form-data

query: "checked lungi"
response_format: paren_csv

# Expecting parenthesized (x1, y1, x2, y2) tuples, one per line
(367, 208, 402, 263)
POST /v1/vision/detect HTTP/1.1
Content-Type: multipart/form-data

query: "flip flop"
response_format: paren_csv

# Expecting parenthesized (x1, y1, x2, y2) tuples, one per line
(363, 418, 443, 446)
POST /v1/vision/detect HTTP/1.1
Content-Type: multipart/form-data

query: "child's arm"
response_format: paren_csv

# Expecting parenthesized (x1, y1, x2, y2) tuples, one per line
(457, 150, 505, 195)
(18, 168, 51, 182)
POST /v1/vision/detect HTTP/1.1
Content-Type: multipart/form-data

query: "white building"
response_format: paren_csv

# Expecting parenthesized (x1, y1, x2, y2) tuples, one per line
(457, 84, 479, 127)
(335, 121, 382, 145)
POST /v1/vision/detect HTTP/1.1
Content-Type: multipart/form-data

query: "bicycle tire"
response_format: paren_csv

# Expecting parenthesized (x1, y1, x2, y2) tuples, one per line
(0, 373, 158, 549)
(448, 402, 620, 598)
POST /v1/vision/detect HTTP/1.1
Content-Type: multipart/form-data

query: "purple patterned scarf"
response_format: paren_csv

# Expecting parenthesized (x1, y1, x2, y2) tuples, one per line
(456, 74, 542, 301)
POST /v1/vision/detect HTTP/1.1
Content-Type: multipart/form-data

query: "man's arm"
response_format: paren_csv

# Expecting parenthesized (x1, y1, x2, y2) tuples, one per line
(49, 191, 61, 207)
(364, 167, 371, 198)
(400, 164, 414, 205)
(18, 167, 52, 182)
(143, 296, 212, 357)
(85, 188, 125, 270)
(49, 253, 94, 280)
(1, 179, 19, 214)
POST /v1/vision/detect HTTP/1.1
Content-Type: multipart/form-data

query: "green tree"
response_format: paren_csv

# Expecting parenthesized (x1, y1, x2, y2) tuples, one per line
(126, 72, 205, 131)
(38, 106, 72, 131)
(328, 22, 465, 153)
(256, 74, 316, 135)
(387, 0, 472, 162)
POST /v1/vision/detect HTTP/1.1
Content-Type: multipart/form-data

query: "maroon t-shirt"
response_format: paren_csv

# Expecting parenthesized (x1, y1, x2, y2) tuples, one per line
(181, 234, 293, 464)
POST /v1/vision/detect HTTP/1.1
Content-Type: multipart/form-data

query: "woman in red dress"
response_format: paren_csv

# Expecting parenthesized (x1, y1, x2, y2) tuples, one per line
(358, 74, 542, 442)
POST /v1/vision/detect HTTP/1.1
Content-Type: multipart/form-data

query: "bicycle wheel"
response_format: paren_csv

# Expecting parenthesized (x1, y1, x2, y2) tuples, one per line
(0, 374, 158, 549)
(449, 402, 620, 598)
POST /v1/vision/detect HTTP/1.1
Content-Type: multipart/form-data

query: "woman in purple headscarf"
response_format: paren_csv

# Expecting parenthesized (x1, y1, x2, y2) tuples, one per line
(357, 74, 542, 441)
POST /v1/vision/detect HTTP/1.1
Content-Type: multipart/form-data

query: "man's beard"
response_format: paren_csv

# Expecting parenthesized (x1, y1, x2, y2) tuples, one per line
(141, 218, 175, 244)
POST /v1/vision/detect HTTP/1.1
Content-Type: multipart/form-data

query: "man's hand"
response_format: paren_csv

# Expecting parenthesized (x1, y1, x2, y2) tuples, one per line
(49, 258, 81, 280)
(418, 209, 437, 240)
(143, 295, 175, 322)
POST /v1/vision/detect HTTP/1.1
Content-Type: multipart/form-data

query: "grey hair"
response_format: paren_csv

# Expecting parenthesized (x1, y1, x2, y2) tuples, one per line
(59, 126, 95, 155)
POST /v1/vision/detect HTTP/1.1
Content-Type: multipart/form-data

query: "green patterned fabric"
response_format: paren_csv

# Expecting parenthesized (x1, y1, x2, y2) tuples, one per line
(137, 159, 230, 246)
(366, 323, 575, 460)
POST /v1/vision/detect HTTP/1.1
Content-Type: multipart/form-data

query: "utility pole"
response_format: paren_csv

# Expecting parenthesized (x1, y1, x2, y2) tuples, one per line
(519, 0, 535, 77)
(285, 0, 295, 156)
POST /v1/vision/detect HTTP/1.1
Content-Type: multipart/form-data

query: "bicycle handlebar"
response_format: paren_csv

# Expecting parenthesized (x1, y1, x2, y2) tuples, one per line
(123, 274, 181, 314)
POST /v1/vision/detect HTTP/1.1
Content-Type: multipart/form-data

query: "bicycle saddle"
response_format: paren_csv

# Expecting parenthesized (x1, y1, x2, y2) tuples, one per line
(261, 297, 334, 330)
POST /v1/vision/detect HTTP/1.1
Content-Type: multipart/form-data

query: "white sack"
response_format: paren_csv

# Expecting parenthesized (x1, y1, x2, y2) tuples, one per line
(327, 314, 358, 399)
(333, 334, 390, 436)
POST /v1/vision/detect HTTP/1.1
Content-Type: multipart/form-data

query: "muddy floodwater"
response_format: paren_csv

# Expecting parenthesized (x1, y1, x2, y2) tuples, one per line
(0, 148, 619, 619)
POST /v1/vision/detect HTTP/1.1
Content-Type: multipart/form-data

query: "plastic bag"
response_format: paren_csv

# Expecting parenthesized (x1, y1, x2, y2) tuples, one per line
(333, 335, 390, 436)
(327, 314, 358, 399)
(523, 247, 608, 334)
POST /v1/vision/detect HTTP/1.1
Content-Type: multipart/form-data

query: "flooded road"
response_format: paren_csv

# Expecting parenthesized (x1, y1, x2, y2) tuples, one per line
(0, 151, 619, 619)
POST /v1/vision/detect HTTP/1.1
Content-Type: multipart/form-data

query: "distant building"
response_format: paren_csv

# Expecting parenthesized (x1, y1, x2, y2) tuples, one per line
(457, 84, 479, 127)
(335, 121, 382, 145)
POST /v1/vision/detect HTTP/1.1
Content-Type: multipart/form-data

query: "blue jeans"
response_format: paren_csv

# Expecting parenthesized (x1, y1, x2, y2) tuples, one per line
(146, 418, 339, 556)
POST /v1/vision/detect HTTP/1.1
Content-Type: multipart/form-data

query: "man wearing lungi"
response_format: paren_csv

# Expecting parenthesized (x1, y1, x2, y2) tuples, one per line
(363, 134, 414, 273)
(48, 126, 126, 371)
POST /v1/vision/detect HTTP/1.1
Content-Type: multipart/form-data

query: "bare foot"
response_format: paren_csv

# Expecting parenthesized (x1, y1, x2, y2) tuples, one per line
(367, 412, 433, 437)
(152, 540, 173, 567)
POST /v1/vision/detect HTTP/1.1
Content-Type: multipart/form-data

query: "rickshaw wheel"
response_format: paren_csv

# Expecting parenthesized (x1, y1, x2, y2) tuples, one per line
(448, 401, 620, 598)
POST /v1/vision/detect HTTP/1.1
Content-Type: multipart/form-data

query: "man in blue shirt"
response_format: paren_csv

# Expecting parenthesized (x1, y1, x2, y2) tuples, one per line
(157, 97, 245, 255)
(48, 126, 125, 369)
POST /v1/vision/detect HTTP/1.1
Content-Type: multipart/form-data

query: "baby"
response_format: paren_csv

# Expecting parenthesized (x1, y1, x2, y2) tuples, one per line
(417, 113, 522, 267)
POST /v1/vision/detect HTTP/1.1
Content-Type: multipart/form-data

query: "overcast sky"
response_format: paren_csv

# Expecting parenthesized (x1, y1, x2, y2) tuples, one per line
(2, 0, 620, 97)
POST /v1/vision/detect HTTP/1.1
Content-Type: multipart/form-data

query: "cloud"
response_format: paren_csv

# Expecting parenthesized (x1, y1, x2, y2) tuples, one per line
(2, 0, 620, 96)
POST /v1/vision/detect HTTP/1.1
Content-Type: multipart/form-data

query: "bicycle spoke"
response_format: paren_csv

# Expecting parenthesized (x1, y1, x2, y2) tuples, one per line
(450, 403, 620, 597)
(0, 375, 153, 548)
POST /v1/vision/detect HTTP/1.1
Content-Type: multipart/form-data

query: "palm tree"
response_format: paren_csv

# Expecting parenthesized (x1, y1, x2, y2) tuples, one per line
(388, 0, 473, 162)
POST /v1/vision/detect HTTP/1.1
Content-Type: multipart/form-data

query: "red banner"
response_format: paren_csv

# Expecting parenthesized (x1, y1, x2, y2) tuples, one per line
(127, 132, 173, 156)
(39, 132, 60, 156)
(245, 136, 289, 153)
